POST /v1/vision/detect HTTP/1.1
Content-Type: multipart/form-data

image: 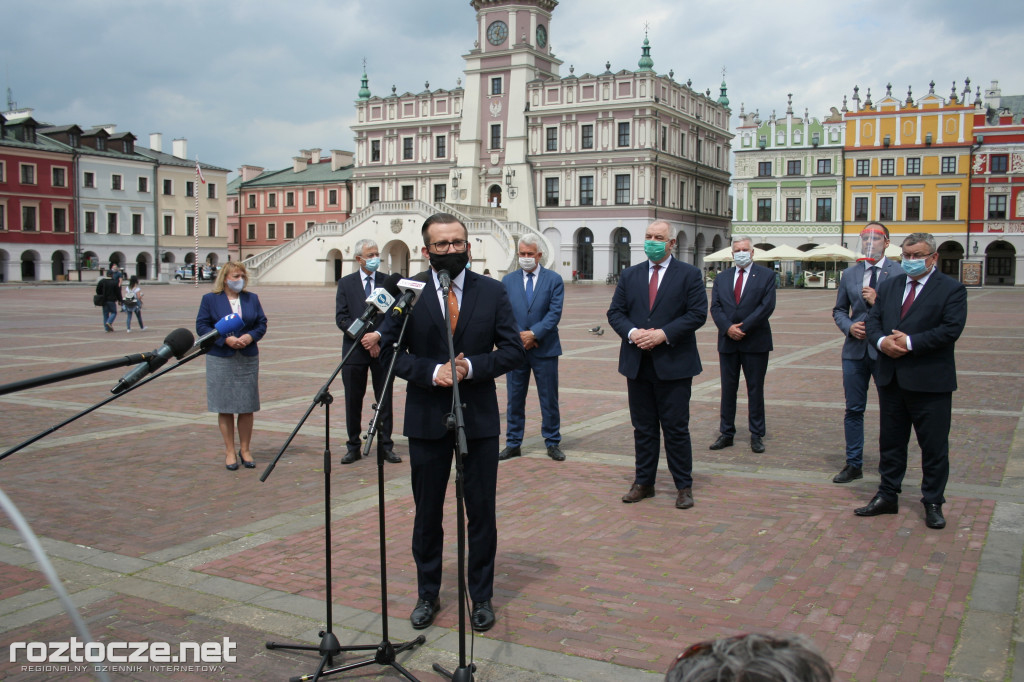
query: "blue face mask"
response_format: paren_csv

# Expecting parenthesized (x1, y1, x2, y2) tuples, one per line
(363, 257, 380, 272)
(226, 278, 245, 293)
(901, 257, 930, 278)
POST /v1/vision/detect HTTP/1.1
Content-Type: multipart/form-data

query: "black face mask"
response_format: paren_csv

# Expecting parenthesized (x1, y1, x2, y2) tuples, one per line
(429, 251, 470, 279)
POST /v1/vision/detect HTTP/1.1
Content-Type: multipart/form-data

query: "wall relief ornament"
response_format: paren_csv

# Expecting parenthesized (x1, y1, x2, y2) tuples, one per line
(391, 219, 403, 234)
(489, 100, 502, 118)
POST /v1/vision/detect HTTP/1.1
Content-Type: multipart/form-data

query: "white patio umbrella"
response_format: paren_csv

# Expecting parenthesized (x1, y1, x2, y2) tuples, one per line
(884, 244, 903, 260)
(803, 244, 858, 280)
(761, 245, 809, 261)
(703, 245, 770, 262)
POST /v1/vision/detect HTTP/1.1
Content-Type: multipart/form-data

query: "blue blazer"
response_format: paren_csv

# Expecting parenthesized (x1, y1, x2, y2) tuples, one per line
(606, 257, 707, 381)
(865, 270, 967, 393)
(501, 266, 564, 358)
(380, 269, 525, 440)
(335, 269, 390, 365)
(833, 258, 902, 360)
(196, 290, 268, 358)
(710, 264, 776, 354)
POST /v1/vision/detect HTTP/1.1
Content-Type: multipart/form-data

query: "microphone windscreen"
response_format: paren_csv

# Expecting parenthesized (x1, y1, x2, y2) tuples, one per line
(165, 328, 197, 358)
(381, 272, 403, 298)
(214, 313, 245, 336)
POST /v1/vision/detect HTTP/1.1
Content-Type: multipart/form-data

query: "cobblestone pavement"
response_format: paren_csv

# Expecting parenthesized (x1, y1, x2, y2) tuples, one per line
(0, 280, 1022, 681)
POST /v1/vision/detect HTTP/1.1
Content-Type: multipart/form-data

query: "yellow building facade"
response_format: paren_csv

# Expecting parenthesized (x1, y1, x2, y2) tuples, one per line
(843, 83, 975, 275)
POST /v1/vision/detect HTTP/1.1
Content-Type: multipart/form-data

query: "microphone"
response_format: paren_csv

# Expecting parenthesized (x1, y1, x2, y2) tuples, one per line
(191, 313, 247, 353)
(391, 278, 426, 317)
(111, 328, 195, 394)
(438, 269, 451, 296)
(346, 273, 402, 339)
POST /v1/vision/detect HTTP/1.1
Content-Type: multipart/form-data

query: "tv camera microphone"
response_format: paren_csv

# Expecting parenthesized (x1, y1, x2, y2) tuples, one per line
(111, 328, 195, 394)
(391, 278, 426, 317)
(437, 269, 452, 296)
(191, 313, 246, 353)
(346, 273, 402, 339)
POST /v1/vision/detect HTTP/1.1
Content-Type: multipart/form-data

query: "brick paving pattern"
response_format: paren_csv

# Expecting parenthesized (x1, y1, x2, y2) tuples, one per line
(1, 281, 1022, 681)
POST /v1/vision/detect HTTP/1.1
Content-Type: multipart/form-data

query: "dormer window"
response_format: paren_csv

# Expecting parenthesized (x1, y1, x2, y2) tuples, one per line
(96, 137, 106, 151)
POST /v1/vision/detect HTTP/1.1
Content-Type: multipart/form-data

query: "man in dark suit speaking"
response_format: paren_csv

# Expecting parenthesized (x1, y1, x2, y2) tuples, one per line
(607, 220, 707, 510)
(709, 236, 777, 453)
(334, 238, 400, 464)
(381, 213, 523, 632)
(855, 233, 967, 530)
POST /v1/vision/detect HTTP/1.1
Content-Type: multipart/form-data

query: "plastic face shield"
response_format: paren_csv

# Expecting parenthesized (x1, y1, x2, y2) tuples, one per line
(858, 226, 887, 263)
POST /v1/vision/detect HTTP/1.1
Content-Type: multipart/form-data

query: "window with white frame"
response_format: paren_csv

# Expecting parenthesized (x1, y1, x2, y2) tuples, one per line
(905, 196, 921, 221)
(785, 197, 801, 221)
(329, 189, 338, 204)
(617, 122, 630, 147)
(111, 174, 123, 190)
(247, 224, 256, 240)
(138, 176, 149, 192)
(107, 212, 118, 234)
(286, 191, 294, 207)
(490, 77, 502, 95)
(581, 124, 594, 149)
(436, 135, 446, 158)
(163, 178, 173, 195)
(54, 206, 67, 232)
(52, 167, 67, 187)
(208, 217, 217, 237)
(988, 194, 1007, 220)
(941, 156, 957, 174)
(207, 182, 217, 199)
(20, 164, 36, 184)
(85, 211, 97, 233)
(614, 174, 630, 204)
(579, 176, 594, 206)
(906, 157, 921, 175)
(84, 171, 96, 188)
(186, 216, 195, 236)
(21, 205, 37, 231)
(402, 137, 413, 160)
(546, 127, 558, 152)
(879, 196, 894, 221)
(545, 177, 559, 206)
(163, 215, 173, 235)
(267, 222, 276, 239)
(132, 214, 142, 234)
(307, 190, 316, 206)
(285, 222, 294, 239)
(853, 197, 869, 221)
(267, 193, 276, 208)
(186, 181, 195, 197)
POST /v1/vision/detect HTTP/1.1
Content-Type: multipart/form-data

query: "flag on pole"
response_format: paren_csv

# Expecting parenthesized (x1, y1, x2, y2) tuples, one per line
(195, 160, 206, 184)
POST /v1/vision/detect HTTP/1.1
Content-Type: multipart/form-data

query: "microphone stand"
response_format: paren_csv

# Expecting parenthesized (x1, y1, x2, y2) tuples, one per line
(0, 350, 207, 463)
(263, 315, 423, 681)
(432, 275, 476, 682)
(0, 352, 158, 396)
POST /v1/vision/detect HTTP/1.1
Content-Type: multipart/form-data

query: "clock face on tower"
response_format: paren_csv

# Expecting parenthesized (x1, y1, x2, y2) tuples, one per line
(487, 20, 508, 46)
(536, 24, 547, 48)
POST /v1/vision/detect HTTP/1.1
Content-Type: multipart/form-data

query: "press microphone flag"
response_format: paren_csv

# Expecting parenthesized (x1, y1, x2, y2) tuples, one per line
(192, 313, 246, 352)
(346, 273, 402, 339)
(111, 328, 195, 394)
(391, 278, 426, 317)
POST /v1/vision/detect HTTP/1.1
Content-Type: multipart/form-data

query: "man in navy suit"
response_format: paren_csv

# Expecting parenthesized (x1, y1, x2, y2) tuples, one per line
(832, 223, 902, 483)
(855, 233, 967, 530)
(499, 235, 566, 462)
(381, 214, 523, 632)
(709, 236, 777, 453)
(334, 239, 400, 464)
(607, 220, 707, 509)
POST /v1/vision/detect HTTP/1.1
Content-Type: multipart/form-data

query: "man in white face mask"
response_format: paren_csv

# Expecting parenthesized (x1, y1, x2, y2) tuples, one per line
(709, 236, 777, 453)
(499, 236, 566, 462)
(334, 238, 400, 464)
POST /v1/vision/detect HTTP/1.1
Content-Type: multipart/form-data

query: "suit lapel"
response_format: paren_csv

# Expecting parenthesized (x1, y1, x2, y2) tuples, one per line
(455, 272, 479, 341)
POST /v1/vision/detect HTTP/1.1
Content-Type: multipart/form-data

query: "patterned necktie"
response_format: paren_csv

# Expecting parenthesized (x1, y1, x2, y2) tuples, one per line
(364, 275, 372, 298)
(447, 287, 459, 334)
(649, 264, 661, 310)
(734, 268, 745, 304)
(526, 272, 535, 306)
(900, 280, 917, 320)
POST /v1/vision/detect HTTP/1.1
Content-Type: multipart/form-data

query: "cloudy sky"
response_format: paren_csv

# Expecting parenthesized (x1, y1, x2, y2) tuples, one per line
(3, 0, 1021, 177)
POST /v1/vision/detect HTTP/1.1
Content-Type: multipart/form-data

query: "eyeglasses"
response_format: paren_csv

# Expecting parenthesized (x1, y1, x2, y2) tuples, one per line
(428, 239, 469, 254)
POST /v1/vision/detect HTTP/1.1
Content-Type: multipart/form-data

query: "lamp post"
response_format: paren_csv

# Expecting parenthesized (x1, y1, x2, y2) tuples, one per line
(504, 167, 517, 199)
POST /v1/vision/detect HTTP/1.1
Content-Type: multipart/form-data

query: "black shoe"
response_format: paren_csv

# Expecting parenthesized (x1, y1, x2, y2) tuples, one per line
(709, 435, 733, 450)
(381, 448, 402, 463)
(750, 436, 765, 453)
(104, 323, 113, 332)
(854, 494, 898, 517)
(471, 600, 495, 632)
(546, 445, 566, 461)
(924, 503, 946, 529)
(341, 450, 360, 464)
(498, 445, 521, 461)
(410, 598, 440, 629)
(833, 465, 863, 484)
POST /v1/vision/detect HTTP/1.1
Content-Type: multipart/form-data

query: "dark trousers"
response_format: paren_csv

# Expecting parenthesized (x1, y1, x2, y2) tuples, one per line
(505, 353, 560, 448)
(842, 355, 877, 468)
(876, 378, 952, 505)
(718, 351, 769, 438)
(408, 433, 499, 604)
(341, 361, 393, 451)
(626, 353, 694, 490)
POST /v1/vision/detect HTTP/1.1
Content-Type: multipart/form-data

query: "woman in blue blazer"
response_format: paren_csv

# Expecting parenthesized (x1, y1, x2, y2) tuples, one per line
(196, 262, 268, 471)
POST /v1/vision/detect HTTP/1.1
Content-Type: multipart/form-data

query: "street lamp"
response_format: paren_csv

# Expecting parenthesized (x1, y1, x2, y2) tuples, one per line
(504, 167, 517, 199)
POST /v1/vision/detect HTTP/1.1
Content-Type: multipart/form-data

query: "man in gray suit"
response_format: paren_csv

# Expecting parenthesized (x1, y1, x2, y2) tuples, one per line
(831, 223, 902, 483)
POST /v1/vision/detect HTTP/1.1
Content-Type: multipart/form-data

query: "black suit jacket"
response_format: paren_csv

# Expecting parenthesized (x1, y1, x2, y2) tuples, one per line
(335, 269, 389, 365)
(866, 270, 967, 393)
(606, 257, 707, 381)
(710, 264, 776, 353)
(380, 269, 524, 440)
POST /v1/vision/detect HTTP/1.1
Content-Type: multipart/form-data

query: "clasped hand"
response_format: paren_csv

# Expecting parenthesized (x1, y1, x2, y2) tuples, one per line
(880, 330, 909, 358)
(225, 334, 252, 350)
(631, 328, 668, 350)
(435, 353, 469, 386)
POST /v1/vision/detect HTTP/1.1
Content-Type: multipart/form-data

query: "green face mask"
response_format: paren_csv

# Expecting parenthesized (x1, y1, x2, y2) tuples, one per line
(644, 240, 668, 261)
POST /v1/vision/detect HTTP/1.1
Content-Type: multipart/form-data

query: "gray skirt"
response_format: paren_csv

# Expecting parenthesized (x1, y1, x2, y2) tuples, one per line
(206, 353, 260, 414)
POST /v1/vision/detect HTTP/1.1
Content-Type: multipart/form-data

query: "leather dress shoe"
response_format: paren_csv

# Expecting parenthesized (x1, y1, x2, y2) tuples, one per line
(924, 503, 946, 529)
(833, 465, 863, 484)
(622, 483, 655, 503)
(546, 445, 566, 461)
(709, 435, 734, 450)
(750, 436, 765, 453)
(854, 494, 898, 517)
(340, 449, 360, 465)
(471, 600, 495, 632)
(410, 598, 440, 629)
(498, 445, 521, 461)
(381, 448, 402, 463)
(675, 488, 694, 509)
